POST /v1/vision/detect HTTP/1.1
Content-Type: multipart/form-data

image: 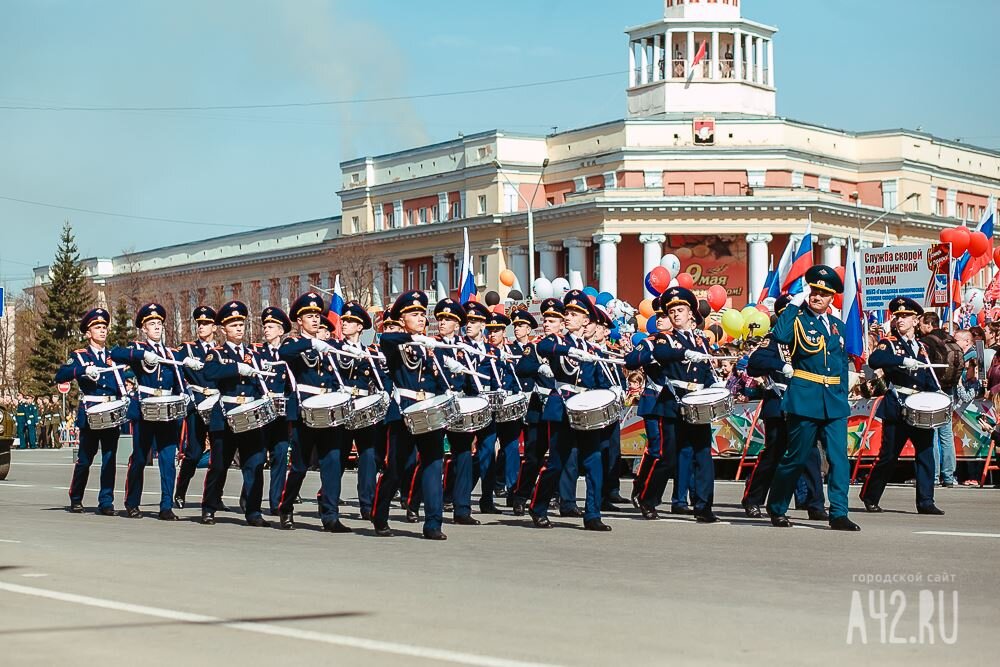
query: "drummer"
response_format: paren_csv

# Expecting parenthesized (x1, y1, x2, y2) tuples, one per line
(485, 312, 524, 504)
(55, 308, 125, 515)
(861, 296, 944, 515)
(528, 290, 610, 531)
(335, 301, 384, 522)
(255, 305, 293, 516)
(508, 308, 543, 514)
(625, 287, 719, 522)
(172, 306, 219, 510)
(373, 290, 452, 539)
(589, 305, 628, 510)
(462, 301, 504, 515)
(276, 292, 352, 533)
(375, 309, 403, 491)
(742, 294, 827, 520)
(112, 303, 199, 520)
(199, 300, 271, 527)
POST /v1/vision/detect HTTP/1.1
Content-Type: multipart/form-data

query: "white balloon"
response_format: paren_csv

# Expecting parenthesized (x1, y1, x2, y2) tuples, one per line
(532, 277, 553, 300)
(551, 277, 570, 298)
(660, 253, 681, 277)
(966, 287, 985, 312)
(668, 278, 679, 288)
(568, 271, 584, 291)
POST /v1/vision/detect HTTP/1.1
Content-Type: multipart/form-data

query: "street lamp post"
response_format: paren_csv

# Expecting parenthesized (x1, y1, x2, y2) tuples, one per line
(494, 158, 549, 292)
(856, 192, 919, 250)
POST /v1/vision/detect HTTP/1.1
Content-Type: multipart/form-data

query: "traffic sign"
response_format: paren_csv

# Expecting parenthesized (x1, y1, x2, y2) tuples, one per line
(0, 286, 4, 317)
(57, 382, 71, 395)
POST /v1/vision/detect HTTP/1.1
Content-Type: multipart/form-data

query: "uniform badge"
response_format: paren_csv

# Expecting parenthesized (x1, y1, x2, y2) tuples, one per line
(243, 354, 252, 364)
(206, 354, 214, 361)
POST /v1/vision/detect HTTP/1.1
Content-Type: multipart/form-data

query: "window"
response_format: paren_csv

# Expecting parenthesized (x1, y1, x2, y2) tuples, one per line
(374, 208, 383, 231)
(407, 267, 414, 290)
(936, 200, 944, 217)
(956, 203, 964, 220)
(478, 255, 488, 284)
(791, 171, 804, 188)
(351, 216, 360, 233)
(451, 201, 461, 219)
(431, 204, 439, 223)
(438, 193, 448, 221)
(644, 170, 663, 189)
(453, 261, 461, 289)
(350, 173, 360, 185)
(603, 172, 616, 189)
(503, 183, 518, 213)
(477, 194, 487, 215)
(418, 208, 427, 225)
(573, 177, 587, 193)
(418, 264, 428, 289)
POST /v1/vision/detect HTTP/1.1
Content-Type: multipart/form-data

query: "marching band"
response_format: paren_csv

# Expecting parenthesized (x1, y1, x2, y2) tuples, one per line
(56, 264, 955, 538)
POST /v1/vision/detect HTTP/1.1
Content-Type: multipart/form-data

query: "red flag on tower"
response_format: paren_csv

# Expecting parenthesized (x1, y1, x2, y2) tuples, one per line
(688, 40, 708, 78)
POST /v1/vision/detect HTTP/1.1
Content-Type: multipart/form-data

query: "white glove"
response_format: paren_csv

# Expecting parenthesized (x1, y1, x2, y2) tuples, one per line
(568, 347, 591, 361)
(782, 363, 794, 378)
(311, 338, 333, 355)
(259, 360, 274, 372)
(684, 350, 712, 363)
(183, 357, 204, 371)
(789, 284, 811, 307)
(902, 357, 920, 369)
(85, 365, 101, 381)
(237, 363, 255, 377)
(411, 334, 440, 349)
(497, 348, 512, 362)
(143, 351, 160, 365)
(443, 357, 466, 374)
(538, 363, 554, 378)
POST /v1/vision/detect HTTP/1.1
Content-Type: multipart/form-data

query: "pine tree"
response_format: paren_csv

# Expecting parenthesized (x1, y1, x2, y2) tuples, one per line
(109, 298, 132, 348)
(26, 221, 94, 395)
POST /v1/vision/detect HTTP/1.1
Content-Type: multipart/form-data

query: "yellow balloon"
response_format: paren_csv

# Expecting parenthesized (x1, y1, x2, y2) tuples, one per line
(744, 310, 771, 338)
(740, 305, 758, 322)
(721, 309, 744, 339)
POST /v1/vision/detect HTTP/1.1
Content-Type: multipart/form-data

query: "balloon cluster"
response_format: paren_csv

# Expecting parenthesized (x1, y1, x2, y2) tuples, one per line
(940, 225, 990, 260)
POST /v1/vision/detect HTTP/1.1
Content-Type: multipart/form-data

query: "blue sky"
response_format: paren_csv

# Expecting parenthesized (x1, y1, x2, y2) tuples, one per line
(1, 0, 997, 290)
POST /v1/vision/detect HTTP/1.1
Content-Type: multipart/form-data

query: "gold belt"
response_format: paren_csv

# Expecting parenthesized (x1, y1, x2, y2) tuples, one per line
(792, 369, 840, 386)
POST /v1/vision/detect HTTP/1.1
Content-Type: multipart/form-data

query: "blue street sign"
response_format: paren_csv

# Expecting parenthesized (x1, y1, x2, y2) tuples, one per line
(0, 287, 4, 317)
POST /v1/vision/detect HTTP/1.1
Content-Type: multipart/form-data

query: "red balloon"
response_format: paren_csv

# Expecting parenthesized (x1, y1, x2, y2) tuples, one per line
(706, 284, 727, 312)
(833, 293, 844, 310)
(646, 266, 671, 295)
(587, 295, 596, 305)
(968, 231, 990, 258)
(676, 272, 694, 290)
(993, 246, 1000, 269)
(950, 226, 970, 258)
(834, 266, 845, 281)
(940, 227, 957, 245)
(756, 304, 769, 314)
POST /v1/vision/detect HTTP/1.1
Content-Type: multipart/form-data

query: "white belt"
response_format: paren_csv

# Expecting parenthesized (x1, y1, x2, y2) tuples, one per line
(188, 385, 219, 396)
(222, 395, 257, 405)
(137, 386, 178, 397)
(395, 388, 437, 402)
(298, 384, 332, 396)
(268, 392, 286, 400)
(342, 386, 370, 397)
(555, 382, 585, 394)
(82, 395, 119, 403)
(533, 386, 553, 397)
(669, 380, 704, 392)
(892, 385, 918, 396)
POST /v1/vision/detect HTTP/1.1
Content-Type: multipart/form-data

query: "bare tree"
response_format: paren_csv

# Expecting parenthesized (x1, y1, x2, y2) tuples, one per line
(326, 236, 377, 308)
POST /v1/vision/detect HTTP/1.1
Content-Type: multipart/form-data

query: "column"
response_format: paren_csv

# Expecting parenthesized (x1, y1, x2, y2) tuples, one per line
(389, 260, 404, 299)
(639, 233, 666, 298)
(766, 38, 774, 87)
(744, 33, 752, 81)
(507, 245, 529, 291)
(535, 242, 561, 281)
(710, 30, 719, 80)
(755, 36, 763, 84)
(733, 29, 742, 80)
(821, 237, 847, 268)
(433, 252, 451, 297)
(652, 34, 661, 81)
(665, 30, 673, 77)
(629, 41, 636, 87)
(564, 238, 592, 285)
(371, 263, 385, 308)
(640, 38, 649, 84)
(746, 233, 773, 302)
(687, 31, 695, 76)
(593, 233, 622, 296)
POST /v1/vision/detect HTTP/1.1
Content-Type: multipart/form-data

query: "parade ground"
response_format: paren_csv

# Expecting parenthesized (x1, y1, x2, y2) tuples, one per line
(0, 449, 995, 666)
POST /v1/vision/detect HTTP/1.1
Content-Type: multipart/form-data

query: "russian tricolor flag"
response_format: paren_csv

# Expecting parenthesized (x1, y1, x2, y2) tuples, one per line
(842, 242, 865, 359)
(782, 220, 813, 294)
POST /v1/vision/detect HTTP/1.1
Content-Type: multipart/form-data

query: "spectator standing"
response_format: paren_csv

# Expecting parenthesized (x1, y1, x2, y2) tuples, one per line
(917, 312, 963, 486)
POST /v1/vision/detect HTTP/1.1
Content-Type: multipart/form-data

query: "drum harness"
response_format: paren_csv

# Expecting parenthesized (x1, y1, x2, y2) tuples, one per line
(77, 348, 129, 407)
(887, 338, 944, 402)
(136, 340, 190, 405)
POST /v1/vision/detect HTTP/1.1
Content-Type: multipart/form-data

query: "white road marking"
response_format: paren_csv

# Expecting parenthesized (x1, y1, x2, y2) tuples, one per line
(915, 530, 1000, 538)
(0, 581, 561, 667)
(0, 539, 22, 544)
(21, 573, 48, 578)
(0, 483, 34, 487)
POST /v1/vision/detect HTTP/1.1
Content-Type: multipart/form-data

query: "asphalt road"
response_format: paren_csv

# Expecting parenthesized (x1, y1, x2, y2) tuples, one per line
(1, 448, 996, 666)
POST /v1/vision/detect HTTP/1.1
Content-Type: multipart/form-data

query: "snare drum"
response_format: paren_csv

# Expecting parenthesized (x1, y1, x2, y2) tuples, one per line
(226, 397, 277, 433)
(140, 395, 188, 422)
(85, 398, 129, 430)
(679, 388, 733, 424)
(346, 391, 391, 430)
(196, 395, 219, 424)
(901, 391, 952, 429)
(480, 390, 506, 413)
(565, 389, 620, 431)
(403, 394, 460, 434)
(300, 392, 352, 428)
(447, 396, 492, 433)
(270, 395, 287, 418)
(494, 392, 529, 423)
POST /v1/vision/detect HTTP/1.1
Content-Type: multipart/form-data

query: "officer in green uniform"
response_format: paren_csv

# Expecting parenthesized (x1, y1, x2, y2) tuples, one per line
(766, 264, 861, 531)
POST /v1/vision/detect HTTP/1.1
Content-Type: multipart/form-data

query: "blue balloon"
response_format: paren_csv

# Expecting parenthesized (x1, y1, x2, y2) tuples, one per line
(582, 286, 599, 298)
(609, 327, 620, 341)
(644, 273, 663, 297)
(597, 291, 614, 306)
(646, 317, 657, 334)
(970, 314, 978, 326)
(631, 332, 647, 346)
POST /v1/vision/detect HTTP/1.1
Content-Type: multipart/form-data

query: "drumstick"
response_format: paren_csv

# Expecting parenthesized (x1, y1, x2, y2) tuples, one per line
(249, 369, 277, 378)
(95, 365, 130, 374)
(153, 357, 184, 366)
